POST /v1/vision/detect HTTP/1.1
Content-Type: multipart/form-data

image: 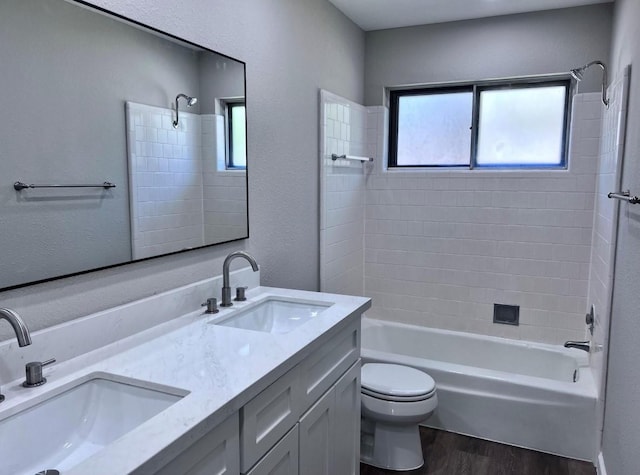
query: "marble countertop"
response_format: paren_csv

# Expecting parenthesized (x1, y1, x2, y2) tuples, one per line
(0, 286, 370, 475)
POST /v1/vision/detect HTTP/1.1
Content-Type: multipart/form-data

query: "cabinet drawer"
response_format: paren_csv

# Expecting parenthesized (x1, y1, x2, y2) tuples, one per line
(154, 412, 239, 475)
(246, 425, 299, 475)
(299, 320, 360, 409)
(241, 365, 302, 472)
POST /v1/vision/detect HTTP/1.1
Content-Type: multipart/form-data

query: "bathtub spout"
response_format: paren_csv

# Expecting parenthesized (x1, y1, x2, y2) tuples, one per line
(564, 341, 591, 352)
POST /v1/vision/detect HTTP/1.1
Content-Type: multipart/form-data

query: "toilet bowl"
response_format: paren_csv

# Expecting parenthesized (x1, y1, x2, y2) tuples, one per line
(360, 363, 437, 471)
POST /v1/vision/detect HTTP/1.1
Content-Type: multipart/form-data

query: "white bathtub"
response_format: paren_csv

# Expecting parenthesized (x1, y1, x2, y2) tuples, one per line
(361, 318, 598, 462)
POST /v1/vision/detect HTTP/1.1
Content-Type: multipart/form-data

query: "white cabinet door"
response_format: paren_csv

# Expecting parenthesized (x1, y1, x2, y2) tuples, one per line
(332, 362, 361, 475)
(154, 412, 240, 475)
(247, 425, 299, 475)
(298, 387, 334, 475)
(298, 360, 361, 475)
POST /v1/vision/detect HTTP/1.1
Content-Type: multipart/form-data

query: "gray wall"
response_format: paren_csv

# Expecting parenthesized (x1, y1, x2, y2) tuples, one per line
(364, 4, 613, 106)
(198, 53, 246, 114)
(602, 0, 640, 472)
(0, 0, 365, 339)
(0, 0, 201, 288)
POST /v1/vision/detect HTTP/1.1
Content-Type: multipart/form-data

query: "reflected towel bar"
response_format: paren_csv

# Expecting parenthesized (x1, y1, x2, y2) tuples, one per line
(330, 154, 373, 163)
(608, 190, 640, 204)
(14, 181, 116, 191)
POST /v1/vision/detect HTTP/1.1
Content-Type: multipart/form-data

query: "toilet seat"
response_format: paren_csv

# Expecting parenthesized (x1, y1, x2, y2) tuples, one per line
(362, 386, 436, 402)
(361, 363, 436, 402)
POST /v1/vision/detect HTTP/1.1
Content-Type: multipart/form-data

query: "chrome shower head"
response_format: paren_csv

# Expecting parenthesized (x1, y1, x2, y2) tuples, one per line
(173, 93, 198, 128)
(569, 60, 609, 107)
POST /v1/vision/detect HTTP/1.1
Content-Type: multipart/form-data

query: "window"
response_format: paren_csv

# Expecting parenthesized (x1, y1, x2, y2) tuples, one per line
(227, 102, 246, 169)
(388, 79, 570, 169)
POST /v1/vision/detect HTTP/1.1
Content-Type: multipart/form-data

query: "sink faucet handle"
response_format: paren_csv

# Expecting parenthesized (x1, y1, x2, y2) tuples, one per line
(235, 286, 248, 302)
(23, 358, 56, 388)
(201, 298, 219, 314)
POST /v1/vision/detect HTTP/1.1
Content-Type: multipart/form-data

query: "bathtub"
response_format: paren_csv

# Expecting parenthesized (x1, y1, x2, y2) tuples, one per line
(361, 318, 598, 462)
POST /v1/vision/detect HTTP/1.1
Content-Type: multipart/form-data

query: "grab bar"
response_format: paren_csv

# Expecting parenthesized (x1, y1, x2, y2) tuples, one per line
(330, 154, 373, 163)
(14, 181, 116, 191)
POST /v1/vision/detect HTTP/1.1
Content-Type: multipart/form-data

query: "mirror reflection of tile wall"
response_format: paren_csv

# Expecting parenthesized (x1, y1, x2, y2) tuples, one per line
(127, 103, 204, 259)
(127, 103, 248, 259)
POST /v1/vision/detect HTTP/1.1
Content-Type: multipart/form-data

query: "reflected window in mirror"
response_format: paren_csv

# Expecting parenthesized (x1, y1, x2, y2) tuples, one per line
(226, 101, 247, 170)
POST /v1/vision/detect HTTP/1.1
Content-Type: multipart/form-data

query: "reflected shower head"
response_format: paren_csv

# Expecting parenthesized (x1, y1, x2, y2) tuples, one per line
(569, 60, 609, 107)
(186, 96, 198, 106)
(173, 93, 198, 128)
(176, 93, 197, 106)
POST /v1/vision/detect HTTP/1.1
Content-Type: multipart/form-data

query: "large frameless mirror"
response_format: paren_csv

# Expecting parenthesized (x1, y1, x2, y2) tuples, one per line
(0, 0, 249, 291)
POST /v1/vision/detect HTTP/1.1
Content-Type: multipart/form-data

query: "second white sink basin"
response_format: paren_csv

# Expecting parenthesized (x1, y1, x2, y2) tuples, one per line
(215, 297, 332, 334)
(0, 374, 186, 475)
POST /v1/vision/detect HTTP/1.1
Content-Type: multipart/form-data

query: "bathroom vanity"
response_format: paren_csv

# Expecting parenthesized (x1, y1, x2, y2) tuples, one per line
(0, 269, 370, 475)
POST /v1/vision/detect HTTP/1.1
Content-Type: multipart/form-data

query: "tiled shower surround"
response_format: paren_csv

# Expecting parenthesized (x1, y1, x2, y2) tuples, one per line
(127, 102, 247, 259)
(202, 115, 249, 245)
(319, 90, 371, 297)
(321, 92, 606, 345)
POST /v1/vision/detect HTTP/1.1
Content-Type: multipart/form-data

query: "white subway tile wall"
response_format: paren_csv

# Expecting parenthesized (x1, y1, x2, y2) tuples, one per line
(202, 114, 248, 244)
(319, 90, 372, 296)
(361, 94, 600, 345)
(126, 104, 246, 259)
(127, 102, 204, 259)
(587, 68, 630, 440)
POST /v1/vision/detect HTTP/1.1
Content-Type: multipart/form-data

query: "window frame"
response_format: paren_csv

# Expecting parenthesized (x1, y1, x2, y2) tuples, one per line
(388, 76, 572, 170)
(388, 85, 473, 169)
(225, 100, 247, 170)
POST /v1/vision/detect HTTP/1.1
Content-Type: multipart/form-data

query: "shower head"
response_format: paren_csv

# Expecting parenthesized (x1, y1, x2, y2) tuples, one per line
(173, 93, 198, 128)
(569, 60, 609, 107)
(176, 93, 197, 106)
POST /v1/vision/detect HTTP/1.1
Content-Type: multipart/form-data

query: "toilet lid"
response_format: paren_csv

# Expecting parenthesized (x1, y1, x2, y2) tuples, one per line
(361, 363, 435, 398)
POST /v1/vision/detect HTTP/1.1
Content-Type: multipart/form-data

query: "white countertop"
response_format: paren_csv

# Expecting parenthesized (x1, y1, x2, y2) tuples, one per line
(0, 286, 370, 475)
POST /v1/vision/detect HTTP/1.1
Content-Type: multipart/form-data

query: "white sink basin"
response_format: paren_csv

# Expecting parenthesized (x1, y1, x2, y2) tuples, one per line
(215, 297, 332, 334)
(0, 374, 186, 475)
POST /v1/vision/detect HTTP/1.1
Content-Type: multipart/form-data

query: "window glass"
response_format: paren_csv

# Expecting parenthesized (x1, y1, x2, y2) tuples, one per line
(388, 79, 569, 169)
(476, 86, 567, 166)
(396, 92, 473, 166)
(229, 103, 246, 169)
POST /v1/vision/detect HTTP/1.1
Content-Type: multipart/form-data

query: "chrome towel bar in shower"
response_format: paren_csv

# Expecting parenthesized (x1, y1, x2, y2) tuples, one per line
(330, 154, 373, 163)
(14, 181, 116, 191)
(608, 190, 640, 204)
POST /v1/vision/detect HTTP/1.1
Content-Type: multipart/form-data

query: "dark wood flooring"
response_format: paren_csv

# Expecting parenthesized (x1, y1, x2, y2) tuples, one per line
(360, 428, 596, 475)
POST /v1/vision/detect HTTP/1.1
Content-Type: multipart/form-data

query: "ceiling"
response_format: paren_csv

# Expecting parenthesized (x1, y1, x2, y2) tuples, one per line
(328, 0, 614, 31)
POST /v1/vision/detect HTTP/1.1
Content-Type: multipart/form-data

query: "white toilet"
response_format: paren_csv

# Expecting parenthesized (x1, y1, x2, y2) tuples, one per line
(360, 363, 438, 471)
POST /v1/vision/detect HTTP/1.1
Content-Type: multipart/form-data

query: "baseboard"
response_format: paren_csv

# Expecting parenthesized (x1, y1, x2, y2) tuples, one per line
(596, 452, 607, 475)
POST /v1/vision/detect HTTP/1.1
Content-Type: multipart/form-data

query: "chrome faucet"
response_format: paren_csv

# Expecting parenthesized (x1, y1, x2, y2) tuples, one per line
(221, 251, 259, 307)
(0, 308, 32, 347)
(564, 340, 590, 352)
(0, 308, 32, 403)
